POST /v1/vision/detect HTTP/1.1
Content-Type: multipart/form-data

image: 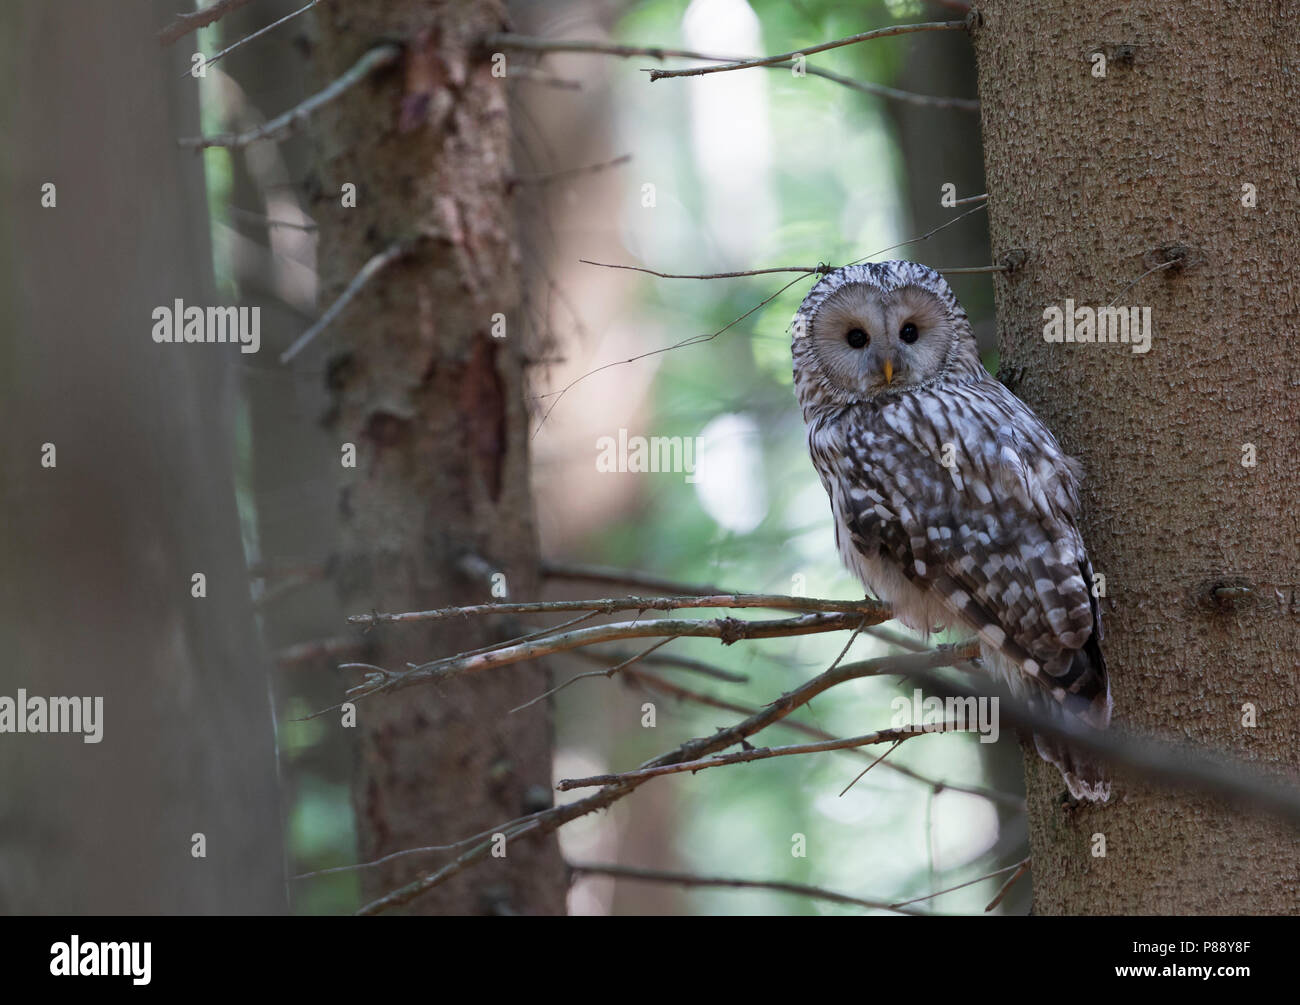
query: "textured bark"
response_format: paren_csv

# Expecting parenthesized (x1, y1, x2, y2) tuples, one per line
(306, 1, 566, 914)
(973, 1, 1300, 912)
(0, 0, 284, 912)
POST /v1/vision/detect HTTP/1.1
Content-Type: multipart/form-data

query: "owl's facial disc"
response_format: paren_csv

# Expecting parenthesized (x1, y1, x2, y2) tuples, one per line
(810, 282, 955, 398)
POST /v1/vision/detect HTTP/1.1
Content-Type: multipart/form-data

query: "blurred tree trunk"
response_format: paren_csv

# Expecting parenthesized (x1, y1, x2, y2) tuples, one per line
(973, 1, 1300, 913)
(305, 2, 566, 914)
(0, 0, 284, 912)
(216, 0, 354, 903)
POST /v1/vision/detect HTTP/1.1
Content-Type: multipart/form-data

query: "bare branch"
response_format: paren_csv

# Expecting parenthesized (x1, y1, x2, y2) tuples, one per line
(621, 665, 1019, 807)
(646, 21, 968, 81)
(159, 0, 255, 46)
(983, 857, 1031, 913)
(838, 739, 904, 797)
(890, 859, 1027, 910)
(580, 259, 825, 280)
(514, 154, 631, 186)
(178, 43, 401, 151)
(569, 862, 927, 915)
(506, 66, 583, 90)
(179, 0, 318, 78)
(280, 238, 417, 363)
(347, 592, 890, 627)
(342, 610, 883, 704)
(510, 637, 674, 713)
(557, 720, 968, 790)
(573, 647, 748, 683)
(227, 206, 318, 232)
(539, 559, 730, 595)
(531, 271, 810, 435)
(485, 32, 977, 110)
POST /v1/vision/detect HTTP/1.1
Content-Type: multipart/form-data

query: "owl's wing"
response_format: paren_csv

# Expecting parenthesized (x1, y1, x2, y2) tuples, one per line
(838, 379, 1109, 726)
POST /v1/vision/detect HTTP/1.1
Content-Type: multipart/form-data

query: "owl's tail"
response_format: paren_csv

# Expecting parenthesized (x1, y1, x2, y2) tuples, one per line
(1031, 727, 1111, 802)
(1030, 637, 1112, 802)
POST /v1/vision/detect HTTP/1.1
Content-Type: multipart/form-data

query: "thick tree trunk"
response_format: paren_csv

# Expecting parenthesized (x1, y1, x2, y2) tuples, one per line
(305, 2, 566, 914)
(973, 1, 1300, 913)
(0, 0, 284, 913)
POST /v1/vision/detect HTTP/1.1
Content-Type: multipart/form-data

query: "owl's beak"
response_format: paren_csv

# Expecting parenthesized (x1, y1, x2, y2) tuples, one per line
(882, 358, 894, 385)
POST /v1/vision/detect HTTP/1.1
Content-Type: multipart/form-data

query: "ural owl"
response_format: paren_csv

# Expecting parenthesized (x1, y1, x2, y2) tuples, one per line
(791, 261, 1112, 801)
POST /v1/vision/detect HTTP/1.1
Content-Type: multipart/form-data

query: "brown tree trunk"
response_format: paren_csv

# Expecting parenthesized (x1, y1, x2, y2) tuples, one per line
(973, 1, 1300, 913)
(304, 2, 566, 914)
(0, 0, 284, 913)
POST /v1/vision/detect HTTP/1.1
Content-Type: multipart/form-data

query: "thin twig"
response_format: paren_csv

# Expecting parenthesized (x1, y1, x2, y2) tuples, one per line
(179, 0, 318, 78)
(506, 66, 583, 90)
(1105, 256, 1181, 309)
(850, 201, 989, 264)
(515, 154, 632, 186)
(983, 857, 1031, 913)
(621, 665, 1019, 806)
(890, 859, 1025, 910)
(294, 816, 537, 880)
(838, 739, 904, 797)
(159, 0, 255, 46)
(556, 720, 967, 790)
(569, 862, 927, 915)
(178, 43, 401, 150)
(227, 206, 318, 231)
(539, 560, 730, 596)
(580, 259, 825, 280)
(280, 238, 417, 363)
(646, 21, 967, 81)
(510, 637, 674, 713)
(348, 593, 890, 627)
(574, 647, 747, 683)
(531, 272, 810, 434)
(486, 33, 976, 110)
(338, 610, 884, 708)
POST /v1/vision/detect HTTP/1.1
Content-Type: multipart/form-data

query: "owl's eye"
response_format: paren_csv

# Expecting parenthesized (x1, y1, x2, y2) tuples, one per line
(845, 328, 869, 349)
(899, 321, 919, 344)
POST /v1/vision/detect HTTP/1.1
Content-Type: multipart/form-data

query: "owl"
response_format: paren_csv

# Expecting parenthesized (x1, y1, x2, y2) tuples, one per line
(791, 261, 1112, 801)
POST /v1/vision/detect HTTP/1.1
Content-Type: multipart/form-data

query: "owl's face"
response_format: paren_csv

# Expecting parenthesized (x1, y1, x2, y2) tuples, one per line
(792, 262, 981, 410)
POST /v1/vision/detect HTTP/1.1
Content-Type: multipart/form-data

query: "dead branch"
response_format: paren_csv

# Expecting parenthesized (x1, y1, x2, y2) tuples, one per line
(179, 0, 318, 78)
(646, 21, 968, 81)
(569, 861, 927, 915)
(340, 610, 884, 705)
(983, 857, 1031, 913)
(556, 720, 969, 790)
(485, 33, 976, 110)
(620, 665, 1020, 807)
(890, 859, 1026, 910)
(540, 559, 729, 595)
(347, 592, 890, 627)
(281, 238, 417, 363)
(178, 43, 401, 151)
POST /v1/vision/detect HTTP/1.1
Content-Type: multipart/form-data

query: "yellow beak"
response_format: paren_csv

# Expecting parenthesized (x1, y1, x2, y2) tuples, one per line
(882, 359, 894, 385)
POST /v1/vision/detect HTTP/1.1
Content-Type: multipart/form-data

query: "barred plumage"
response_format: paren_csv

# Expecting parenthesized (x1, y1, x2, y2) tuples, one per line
(792, 262, 1112, 800)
